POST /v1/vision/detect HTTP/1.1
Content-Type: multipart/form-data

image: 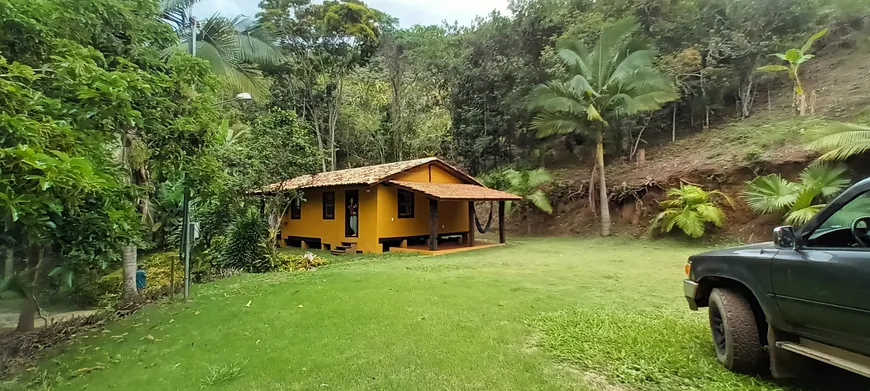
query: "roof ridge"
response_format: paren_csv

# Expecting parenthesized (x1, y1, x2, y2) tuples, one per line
(257, 157, 448, 194)
(323, 157, 438, 176)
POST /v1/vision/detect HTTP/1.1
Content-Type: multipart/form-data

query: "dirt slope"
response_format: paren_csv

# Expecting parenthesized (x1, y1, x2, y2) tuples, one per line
(511, 44, 870, 242)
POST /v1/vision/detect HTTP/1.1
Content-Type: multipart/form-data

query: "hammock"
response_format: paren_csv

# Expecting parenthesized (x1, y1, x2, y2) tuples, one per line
(474, 202, 495, 234)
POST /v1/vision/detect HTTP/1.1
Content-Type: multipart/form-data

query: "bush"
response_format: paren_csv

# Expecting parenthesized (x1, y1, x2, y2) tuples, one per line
(98, 252, 184, 305)
(219, 210, 269, 272)
(274, 252, 327, 272)
(650, 185, 733, 238)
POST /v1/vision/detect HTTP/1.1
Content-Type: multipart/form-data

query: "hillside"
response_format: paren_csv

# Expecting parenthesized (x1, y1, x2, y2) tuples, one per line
(511, 43, 870, 242)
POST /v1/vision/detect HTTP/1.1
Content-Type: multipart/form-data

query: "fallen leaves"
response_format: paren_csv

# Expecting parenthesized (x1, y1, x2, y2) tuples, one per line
(72, 364, 105, 376)
(141, 334, 162, 343)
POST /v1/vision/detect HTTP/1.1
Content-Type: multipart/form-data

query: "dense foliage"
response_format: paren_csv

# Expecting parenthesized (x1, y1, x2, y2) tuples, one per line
(1, 0, 867, 333)
(650, 185, 733, 238)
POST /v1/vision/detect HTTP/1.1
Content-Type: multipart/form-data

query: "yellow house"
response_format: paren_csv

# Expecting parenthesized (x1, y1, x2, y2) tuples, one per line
(258, 158, 521, 254)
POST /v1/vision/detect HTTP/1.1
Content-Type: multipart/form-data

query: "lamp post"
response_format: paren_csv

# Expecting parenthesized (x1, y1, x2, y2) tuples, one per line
(179, 91, 253, 300)
(178, 16, 255, 299)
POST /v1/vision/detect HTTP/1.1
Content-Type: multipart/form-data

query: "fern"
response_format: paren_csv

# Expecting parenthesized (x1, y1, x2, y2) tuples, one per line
(650, 185, 731, 239)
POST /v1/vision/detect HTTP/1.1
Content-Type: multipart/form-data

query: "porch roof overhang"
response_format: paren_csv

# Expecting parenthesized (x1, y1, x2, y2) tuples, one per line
(388, 180, 522, 202)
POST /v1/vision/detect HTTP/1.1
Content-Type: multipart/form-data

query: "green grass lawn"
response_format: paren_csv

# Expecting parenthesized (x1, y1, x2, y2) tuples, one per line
(13, 238, 866, 390)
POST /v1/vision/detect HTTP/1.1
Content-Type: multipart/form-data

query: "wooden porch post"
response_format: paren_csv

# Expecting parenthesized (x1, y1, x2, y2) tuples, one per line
(429, 199, 438, 251)
(498, 200, 506, 244)
(467, 201, 475, 247)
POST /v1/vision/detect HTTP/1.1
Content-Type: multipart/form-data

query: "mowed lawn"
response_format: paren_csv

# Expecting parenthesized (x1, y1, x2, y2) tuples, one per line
(20, 238, 856, 390)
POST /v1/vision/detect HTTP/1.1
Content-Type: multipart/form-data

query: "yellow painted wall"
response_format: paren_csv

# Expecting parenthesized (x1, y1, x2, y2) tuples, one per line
(377, 185, 468, 238)
(390, 164, 466, 184)
(280, 162, 471, 254)
(280, 186, 380, 253)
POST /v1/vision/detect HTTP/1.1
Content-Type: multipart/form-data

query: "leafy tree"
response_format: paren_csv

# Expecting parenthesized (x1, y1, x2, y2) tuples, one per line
(259, 0, 384, 171)
(0, 56, 141, 329)
(528, 18, 678, 236)
(758, 28, 828, 116)
(650, 185, 734, 239)
(806, 122, 870, 161)
(160, 0, 282, 98)
(743, 163, 850, 226)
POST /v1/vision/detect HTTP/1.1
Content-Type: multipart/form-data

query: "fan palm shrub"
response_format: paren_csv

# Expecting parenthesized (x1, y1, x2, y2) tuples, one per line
(650, 185, 734, 239)
(528, 17, 678, 236)
(806, 122, 870, 161)
(743, 163, 850, 226)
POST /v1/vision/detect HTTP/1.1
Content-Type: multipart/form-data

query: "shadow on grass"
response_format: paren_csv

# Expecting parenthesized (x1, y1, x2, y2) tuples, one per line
(529, 307, 870, 391)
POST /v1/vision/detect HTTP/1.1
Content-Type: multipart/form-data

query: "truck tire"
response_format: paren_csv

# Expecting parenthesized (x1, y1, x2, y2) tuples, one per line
(708, 288, 767, 373)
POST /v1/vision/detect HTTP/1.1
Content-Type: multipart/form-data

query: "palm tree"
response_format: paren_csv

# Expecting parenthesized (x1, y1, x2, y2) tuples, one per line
(743, 163, 850, 226)
(806, 122, 870, 161)
(502, 168, 554, 235)
(528, 18, 679, 236)
(160, 0, 282, 98)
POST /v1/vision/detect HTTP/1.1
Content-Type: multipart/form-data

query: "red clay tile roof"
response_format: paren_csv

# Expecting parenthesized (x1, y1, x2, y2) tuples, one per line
(388, 181, 522, 201)
(257, 157, 482, 194)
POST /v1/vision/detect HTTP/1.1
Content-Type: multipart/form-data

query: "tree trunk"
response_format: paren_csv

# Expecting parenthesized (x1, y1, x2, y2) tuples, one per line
(672, 105, 677, 142)
(589, 160, 597, 217)
(527, 206, 532, 236)
(17, 297, 36, 331)
(314, 121, 327, 173)
(3, 246, 12, 278)
(17, 247, 44, 332)
(121, 244, 139, 302)
(798, 94, 807, 116)
(767, 84, 772, 113)
(596, 136, 611, 236)
(740, 76, 754, 119)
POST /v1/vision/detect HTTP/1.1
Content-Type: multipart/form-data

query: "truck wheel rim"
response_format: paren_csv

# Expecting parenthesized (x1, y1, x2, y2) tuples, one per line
(711, 307, 726, 354)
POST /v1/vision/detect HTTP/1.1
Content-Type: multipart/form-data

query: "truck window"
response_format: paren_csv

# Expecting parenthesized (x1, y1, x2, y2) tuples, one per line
(809, 191, 870, 247)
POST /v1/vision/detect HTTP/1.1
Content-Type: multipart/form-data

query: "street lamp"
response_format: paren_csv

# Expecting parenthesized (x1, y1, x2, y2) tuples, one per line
(214, 92, 253, 105)
(179, 91, 253, 300)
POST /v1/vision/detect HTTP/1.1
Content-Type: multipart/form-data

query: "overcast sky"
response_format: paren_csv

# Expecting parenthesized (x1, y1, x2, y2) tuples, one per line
(192, 0, 511, 27)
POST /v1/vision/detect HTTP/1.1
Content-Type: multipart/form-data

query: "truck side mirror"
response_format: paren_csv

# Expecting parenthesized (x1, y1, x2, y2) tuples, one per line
(773, 226, 798, 249)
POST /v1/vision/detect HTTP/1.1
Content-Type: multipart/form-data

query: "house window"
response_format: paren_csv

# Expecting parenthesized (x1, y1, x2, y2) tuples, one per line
(323, 192, 335, 220)
(398, 190, 415, 218)
(290, 199, 301, 220)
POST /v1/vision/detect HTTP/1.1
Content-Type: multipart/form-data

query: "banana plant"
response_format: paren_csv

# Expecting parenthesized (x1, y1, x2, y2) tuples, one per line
(757, 28, 828, 116)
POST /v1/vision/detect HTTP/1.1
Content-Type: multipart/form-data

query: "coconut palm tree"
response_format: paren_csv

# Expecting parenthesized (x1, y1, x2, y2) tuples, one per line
(807, 122, 870, 161)
(528, 18, 679, 236)
(160, 0, 282, 98)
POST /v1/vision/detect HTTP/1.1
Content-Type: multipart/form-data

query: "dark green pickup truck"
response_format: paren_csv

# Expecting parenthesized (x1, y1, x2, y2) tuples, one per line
(684, 178, 870, 378)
